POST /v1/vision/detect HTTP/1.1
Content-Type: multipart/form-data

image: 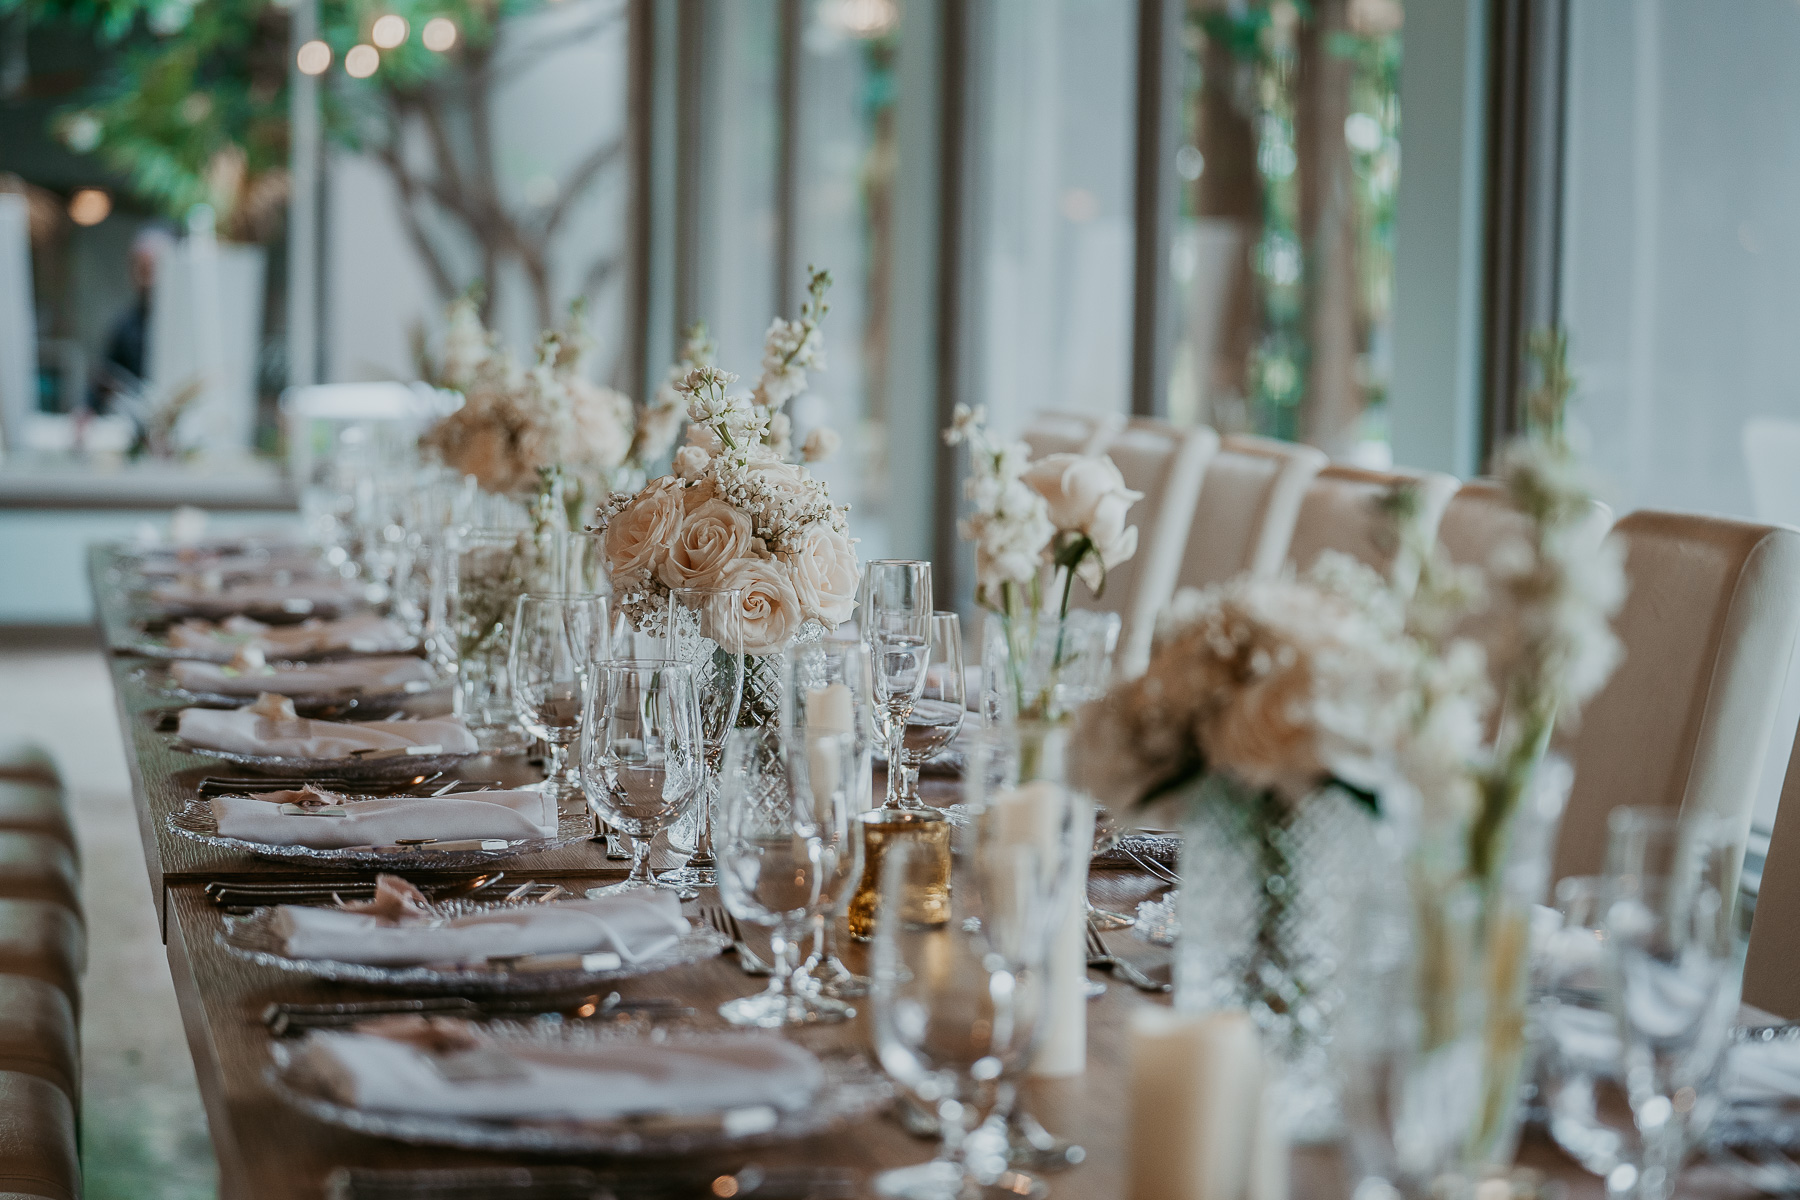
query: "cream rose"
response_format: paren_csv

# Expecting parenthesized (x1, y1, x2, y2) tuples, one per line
(672, 444, 710, 480)
(567, 380, 633, 471)
(715, 557, 803, 655)
(800, 426, 841, 463)
(657, 498, 754, 591)
(786, 525, 859, 627)
(1022, 453, 1143, 537)
(603, 477, 684, 581)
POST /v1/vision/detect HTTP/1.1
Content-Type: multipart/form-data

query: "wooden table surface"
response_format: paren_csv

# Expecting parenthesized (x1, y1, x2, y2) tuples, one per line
(85, 545, 1756, 1200)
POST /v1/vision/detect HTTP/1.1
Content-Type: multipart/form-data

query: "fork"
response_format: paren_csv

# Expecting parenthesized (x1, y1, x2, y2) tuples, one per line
(698, 902, 774, 977)
(1085, 920, 1171, 993)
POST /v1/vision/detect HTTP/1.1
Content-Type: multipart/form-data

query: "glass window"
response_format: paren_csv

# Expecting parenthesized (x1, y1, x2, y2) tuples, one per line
(1166, 0, 1403, 462)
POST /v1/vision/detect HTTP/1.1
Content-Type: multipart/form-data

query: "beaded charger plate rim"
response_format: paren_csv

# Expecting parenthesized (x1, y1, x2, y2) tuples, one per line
(173, 745, 480, 782)
(169, 795, 590, 868)
(140, 663, 446, 719)
(265, 1025, 892, 1154)
(219, 900, 733, 993)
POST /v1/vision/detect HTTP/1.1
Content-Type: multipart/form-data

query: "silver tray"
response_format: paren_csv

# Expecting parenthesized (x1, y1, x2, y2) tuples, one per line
(267, 1026, 890, 1155)
(176, 746, 478, 782)
(220, 900, 731, 993)
(169, 795, 589, 868)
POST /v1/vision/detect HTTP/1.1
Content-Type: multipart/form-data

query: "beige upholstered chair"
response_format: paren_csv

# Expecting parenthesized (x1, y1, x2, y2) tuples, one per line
(1747, 717, 1800, 1019)
(1178, 434, 1327, 591)
(1020, 410, 1123, 460)
(1067, 418, 1220, 678)
(1552, 512, 1800, 884)
(1285, 463, 1460, 575)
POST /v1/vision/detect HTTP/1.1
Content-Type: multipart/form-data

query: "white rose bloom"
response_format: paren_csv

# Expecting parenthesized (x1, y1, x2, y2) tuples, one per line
(672, 444, 710, 480)
(657, 498, 754, 591)
(787, 525, 859, 627)
(716, 557, 804, 655)
(1021, 453, 1144, 538)
(800, 426, 841, 463)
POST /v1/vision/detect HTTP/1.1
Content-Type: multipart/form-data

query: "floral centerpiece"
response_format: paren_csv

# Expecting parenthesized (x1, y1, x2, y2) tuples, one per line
(941, 405, 1142, 737)
(420, 296, 686, 527)
(595, 269, 858, 719)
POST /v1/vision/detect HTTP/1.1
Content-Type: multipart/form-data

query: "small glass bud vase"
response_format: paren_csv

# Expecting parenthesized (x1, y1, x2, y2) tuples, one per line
(435, 525, 559, 754)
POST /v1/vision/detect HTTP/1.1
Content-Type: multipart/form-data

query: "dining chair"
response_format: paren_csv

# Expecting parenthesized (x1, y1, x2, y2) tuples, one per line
(1064, 418, 1220, 678)
(1177, 434, 1327, 591)
(1552, 511, 1800, 885)
(1020, 409, 1125, 460)
(1285, 462, 1460, 575)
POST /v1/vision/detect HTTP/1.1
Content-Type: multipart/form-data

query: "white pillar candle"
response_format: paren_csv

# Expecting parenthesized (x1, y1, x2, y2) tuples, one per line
(989, 780, 1095, 1078)
(805, 684, 865, 809)
(1126, 1009, 1284, 1200)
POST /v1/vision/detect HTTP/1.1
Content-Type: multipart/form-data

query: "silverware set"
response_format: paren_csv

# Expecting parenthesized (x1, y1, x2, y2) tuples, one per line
(1085, 920, 1170, 993)
(196, 773, 505, 797)
(699, 901, 774, 977)
(264, 992, 694, 1035)
(204, 871, 520, 911)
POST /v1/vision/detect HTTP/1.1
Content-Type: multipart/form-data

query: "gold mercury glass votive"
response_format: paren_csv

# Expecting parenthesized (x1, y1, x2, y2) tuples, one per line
(846, 809, 952, 941)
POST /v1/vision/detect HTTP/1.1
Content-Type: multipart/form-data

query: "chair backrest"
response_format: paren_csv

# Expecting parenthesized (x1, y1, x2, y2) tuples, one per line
(1747, 716, 1800, 1019)
(1066, 418, 1220, 677)
(1554, 511, 1800, 884)
(1178, 434, 1327, 591)
(1286, 463, 1460, 575)
(1021, 410, 1124, 460)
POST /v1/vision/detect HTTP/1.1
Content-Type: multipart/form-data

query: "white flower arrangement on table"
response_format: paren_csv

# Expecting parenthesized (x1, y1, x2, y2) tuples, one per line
(595, 269, 858, 657)
(942, 404, 1144, 720)
(419, 296, 686, 522)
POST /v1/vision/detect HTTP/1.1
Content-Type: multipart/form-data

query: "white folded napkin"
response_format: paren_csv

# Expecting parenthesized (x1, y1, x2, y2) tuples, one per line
(1729, 1034, 1800, 1103)
(177, 706, 477, 759)
(293, 1023, 823, 1120)
(274, 887, 687, 966)
(151, 578, 364, 616)
(213, 787, 557, 850)
(171, 655, 436, 697)
(167, 613, 414, 660)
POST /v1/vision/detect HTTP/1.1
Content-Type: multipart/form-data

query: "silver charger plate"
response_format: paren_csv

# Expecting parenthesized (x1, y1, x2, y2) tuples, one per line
(219, 900, 732, 993)
(267, 1026, 891, 1155)
(160, 684, 439, 720)
(169, 795, 589, 868)
(175, 746, 478, 782)
(121, 632, 419, 664)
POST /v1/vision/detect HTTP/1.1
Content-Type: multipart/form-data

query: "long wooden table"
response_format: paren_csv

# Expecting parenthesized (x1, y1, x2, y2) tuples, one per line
(86, 546, 1753, 1199)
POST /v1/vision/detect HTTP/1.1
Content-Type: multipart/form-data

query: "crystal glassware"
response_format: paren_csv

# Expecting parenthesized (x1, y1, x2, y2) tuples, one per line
(658, 586, 746, 895)
(560, 528, 611, 598)
(438, 526, 558, 754)
(864, 560, 933, 810)
(891, 611, 964, 807)
(714, 728, 860, 1028)
(578, 659, 704, 894)
(787, 635, 875, 998)
(1600, 808, 1744, 1200)
(508, 593, 610, 808)
(1533, 875, 1631, 1178)
(869, 786, 1085, 1200)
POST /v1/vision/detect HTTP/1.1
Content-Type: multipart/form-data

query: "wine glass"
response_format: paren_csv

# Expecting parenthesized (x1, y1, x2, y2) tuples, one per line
(788, 636, 875, 999)
(714, 728, 858, 1027)
(509, 593, 610, 807)
(865, 560, 933, 810)
(1600, 808, 1743, 1200)
(893, 611, 964, 807)
(659, 586, 746, 895)
(578, 659, 704, 895)
(560, 528, 612, 598)
(870, 786, 1084, 1200)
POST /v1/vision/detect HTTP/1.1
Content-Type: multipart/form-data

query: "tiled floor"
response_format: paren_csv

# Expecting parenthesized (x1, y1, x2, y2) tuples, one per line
(0, 632, 217, 1200)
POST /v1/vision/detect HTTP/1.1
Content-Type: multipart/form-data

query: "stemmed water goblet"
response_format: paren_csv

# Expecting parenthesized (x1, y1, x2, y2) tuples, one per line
(865, 560, 933, 811)
(578, 659, 705, 895)
(870, 782, 1086, 1200)
(714, 727, 859, 1027)
(1599, 808, 1743, 1200)
(891, 611, 964, 808)
(659, 586, 746, 895)
(508, 592, 610, 809)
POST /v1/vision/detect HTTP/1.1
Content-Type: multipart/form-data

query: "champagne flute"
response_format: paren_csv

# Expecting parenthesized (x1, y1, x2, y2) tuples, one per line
(659, 586, 746, 894)
(894, 611, 964, 807)
(865, 560, 933, 811)
(508, 593, 610, 807)
(715, 728, 859, 1028)
(579, 659, 704, 895)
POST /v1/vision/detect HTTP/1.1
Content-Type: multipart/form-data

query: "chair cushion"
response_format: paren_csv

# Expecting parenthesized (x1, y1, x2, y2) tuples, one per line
(0, 903, 84, 1004)
(0, 978, 77, 1099)
(0, 836, 78, 914)
(0, 783, 73, 854)
(0, 743, 56, 787)
(0, 1071, 79, 1200)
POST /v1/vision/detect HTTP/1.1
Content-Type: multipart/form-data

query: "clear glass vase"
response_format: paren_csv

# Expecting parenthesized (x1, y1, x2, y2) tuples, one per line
(979, 610, 1120, 726)
(1337, 755, 1575, 1197)
(434, 524, 559, 754)
(1174, 772, 1383, 1144)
